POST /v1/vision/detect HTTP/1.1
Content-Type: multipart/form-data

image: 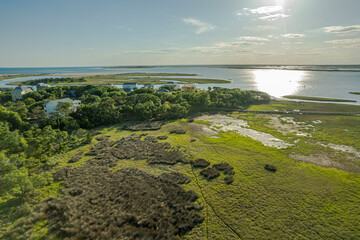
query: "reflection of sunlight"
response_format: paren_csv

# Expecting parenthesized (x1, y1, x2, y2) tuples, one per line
(252, 70, 305, 97)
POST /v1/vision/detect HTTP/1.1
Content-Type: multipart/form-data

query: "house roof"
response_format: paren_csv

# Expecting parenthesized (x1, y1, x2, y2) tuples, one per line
(12, 86, 33, 93)
(43, 98, 74, 106)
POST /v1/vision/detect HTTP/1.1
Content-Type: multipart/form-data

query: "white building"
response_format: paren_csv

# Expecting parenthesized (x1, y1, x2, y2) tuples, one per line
(143, 83, 155, 89)
(164, 81, 180, 90)
(36, 83, 49, 90)
(123, 82, 138, 92)
(43, 98, 81, 117)
(11, 86, 33, 101)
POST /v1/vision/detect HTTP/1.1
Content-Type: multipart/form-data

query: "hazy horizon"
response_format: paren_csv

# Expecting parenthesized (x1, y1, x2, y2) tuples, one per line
(1, 0, 360, 67)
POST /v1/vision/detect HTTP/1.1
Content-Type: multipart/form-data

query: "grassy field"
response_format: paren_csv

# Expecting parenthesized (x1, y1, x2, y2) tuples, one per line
(283, 95, 357, 103)
(3, 115, 359, 239)
(1, 101, 360, 239)
(0, 74, 47, 81)
(248, 100, 360, 112)
(8, 73, 231, 85)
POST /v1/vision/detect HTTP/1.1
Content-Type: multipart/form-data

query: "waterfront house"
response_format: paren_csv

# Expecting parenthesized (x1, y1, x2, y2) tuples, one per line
(36, 83, 49, 90)
(43, 98, 81, 117)
(143, 83, 155, 89)
(11, 86, 33, 101)
(181, 84, 196, 91)
(164, 81, 180, 90)
(123, 82, 138, 92)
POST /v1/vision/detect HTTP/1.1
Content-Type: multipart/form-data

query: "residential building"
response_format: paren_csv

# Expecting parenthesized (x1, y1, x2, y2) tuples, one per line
(36, 83, 49, 90)
(143, 83, 155, 89)
(123, 82, 138, 92)
(43, 98, 81, 117)
(164, 81, 180, 90)
(181, 84, 196, 91)
(11, 86, 33, 101)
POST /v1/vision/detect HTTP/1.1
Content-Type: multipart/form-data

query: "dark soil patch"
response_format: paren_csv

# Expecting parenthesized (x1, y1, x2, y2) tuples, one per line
(200, 168, 220, 180)
(85, 139, 116, 156)
(91, 131, 102, 137)
(86, 135, 188, 165)
(87, 154, 118, 168)
(124, 121, 163, 131)
(157, 135, 168, 140)
(170, 127, 186, 134)
(68, 151, 83, 163)
(224, 176, 234, 184)
(24, 166, 203, 240)
(190, 139, 196, 142)
(265, 164, 277, 172)
(192, 159, 210, 168)
(159, 172, 191, 184)
(95, 135, 111, 141)
(144, 135, 158, 143)
(213, 162, 235, 175)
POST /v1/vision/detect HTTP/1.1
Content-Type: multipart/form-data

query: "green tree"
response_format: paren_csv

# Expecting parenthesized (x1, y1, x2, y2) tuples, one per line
(3, 167, 34, 198)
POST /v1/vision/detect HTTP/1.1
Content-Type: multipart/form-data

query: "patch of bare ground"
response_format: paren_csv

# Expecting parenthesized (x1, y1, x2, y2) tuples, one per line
(196, 114, 292, 149)
(86, 135, 188, 165)
(7, 166, 204, 239)
(187, 122, 218, 138)
(289, 153, 360, 172)
(124, 121, 163, 131)
(68, 151, 83, 163)
(266, 115, 314, 136)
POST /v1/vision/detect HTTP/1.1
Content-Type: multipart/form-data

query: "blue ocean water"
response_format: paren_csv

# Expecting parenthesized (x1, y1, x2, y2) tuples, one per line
(1, 65, 360, 105)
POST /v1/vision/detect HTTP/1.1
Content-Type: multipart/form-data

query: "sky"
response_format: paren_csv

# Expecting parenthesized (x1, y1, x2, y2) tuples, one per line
(0, 0, 360, 67)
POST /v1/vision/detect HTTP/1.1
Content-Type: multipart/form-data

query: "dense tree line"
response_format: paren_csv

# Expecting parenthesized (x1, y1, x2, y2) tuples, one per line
(1, 85, 271, 130)
(17, 77, 86, 85)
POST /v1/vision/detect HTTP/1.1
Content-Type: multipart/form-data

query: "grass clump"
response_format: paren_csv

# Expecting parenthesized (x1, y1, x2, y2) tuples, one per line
(283, 95, 357, 102)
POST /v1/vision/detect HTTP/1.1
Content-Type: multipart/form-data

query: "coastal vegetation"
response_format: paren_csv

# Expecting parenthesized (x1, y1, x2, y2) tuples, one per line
(0, 84, 359, 239)
(0, 74, 47, 81)
(349, 92, 360, 95)
(283, 95, 357, 103)
(8, 73, 231, 86)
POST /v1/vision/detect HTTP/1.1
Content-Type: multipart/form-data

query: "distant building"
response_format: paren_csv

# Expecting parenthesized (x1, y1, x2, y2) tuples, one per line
(11, 86, 33, 101)
(156, 89, 172, 94)
(143, 83, 155, 89)
(181, 84, 196, 91)
(43, 98, 81, 117)
(36, 83, 49, 90)
(123, 82, 138, 92)
(164, 81, 180, 90)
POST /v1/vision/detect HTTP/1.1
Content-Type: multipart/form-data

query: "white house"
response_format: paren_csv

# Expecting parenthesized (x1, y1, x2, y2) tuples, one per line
(11, 86, 33, 101)
(43, 98, 81, 117)
(36, 83, 49, 90)
(164, 81, 180, 90)
(123, 82, 137, 92)
(143, 83, 155, 89)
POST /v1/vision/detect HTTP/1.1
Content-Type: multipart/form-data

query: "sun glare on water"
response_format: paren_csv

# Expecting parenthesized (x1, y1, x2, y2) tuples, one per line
(252, 70, 306, 97)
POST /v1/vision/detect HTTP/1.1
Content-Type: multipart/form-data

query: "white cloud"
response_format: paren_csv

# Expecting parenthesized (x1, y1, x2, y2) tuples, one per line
(238, 6, 283, 15)
(249, 6, 283, 14)
(238, 5, 290, 21)
(259, 14, 290, 21)
(182, 18, 215, 34)
(323, 25, 360, 34)
(326, 38, 360, 45)
(282, 33, 305, 38)
(281, 42, 304, 45)
(239, 36, 269, 41)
